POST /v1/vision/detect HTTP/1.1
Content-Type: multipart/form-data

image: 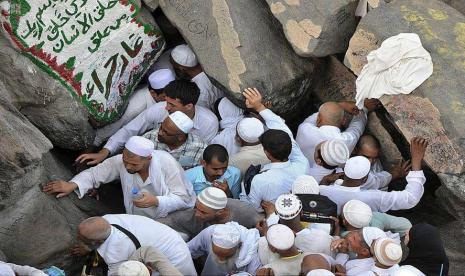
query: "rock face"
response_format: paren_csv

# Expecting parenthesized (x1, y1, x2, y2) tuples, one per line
(158, 0, 317, 118)
(265, 0, 358, 57)
(441, 0, 465, 14)
(344, 0, 465, 175)
(0, 0, 165, 149)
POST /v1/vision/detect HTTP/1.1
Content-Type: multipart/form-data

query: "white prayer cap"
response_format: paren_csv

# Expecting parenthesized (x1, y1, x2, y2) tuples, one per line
(266, 224, 295, 250)
(362, 227, 387, 247)
(0, 263, 15, 276)
(392, 265, 425, 276)
(295, 229, 333, 256)
(125, 136, 154, 157)
(237, 118, 264, 143)
(275, 193, 302, 220)
(373, 237, 402, 267)
(148, 69, 175, 90)
(320, 140, 350, 167)
(171, 44, 198, 67)
(343, 200, 373, 228)
(168, 111, 194, 133)
(117, 260, 150, 276)
(197, 187, 228, 210)
(307, 269, 335, 276)
(292, 175, 319, 195)
(344, 156, 371, 179)
(212, 224, 241, 249)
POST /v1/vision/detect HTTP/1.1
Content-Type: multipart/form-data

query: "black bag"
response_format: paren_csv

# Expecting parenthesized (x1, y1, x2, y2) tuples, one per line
(243, 164, 262, 195)
(297, 194, 338, 232)
(84, 224, 141, 276)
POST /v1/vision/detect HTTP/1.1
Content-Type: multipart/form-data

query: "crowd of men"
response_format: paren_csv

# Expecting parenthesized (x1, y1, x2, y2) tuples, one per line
(0, 44, 449, 276)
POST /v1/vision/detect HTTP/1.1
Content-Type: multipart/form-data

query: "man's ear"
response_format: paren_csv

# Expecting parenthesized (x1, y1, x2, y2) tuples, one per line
(201, 159, 207, 167)
(361, 175, 369, 184)
(315, 156, 323, 166)
(316, 113, 322, 127)
(185, 103, 195, 111)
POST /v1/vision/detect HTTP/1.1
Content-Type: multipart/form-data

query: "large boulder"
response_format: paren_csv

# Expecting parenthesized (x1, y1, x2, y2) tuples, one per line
(0, 0, 165, 149)
(158, 0, 318, 118)
(441, 0, 465, 14)
(265, 0, 358, 57)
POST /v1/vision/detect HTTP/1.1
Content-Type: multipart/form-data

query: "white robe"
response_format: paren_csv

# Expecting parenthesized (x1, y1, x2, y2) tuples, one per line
(210, 97, 244, 155)
(100, 214, 196, 276)
(71, 150, 196, 218)
(346, 257, 375, 276)
(104, 101, 219, 154)
(191, 72, 225, 110)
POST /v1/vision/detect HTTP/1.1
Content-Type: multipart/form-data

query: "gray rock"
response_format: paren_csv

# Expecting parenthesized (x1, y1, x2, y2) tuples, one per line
(441, 0, 465, 14)
(158, 0, 317, 119)
(142, 0, 159, 11)
(265, 0, 358, 57)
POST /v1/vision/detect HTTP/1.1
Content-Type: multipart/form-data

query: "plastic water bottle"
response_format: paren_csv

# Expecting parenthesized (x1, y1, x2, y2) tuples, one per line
(131, 187, 143, 200)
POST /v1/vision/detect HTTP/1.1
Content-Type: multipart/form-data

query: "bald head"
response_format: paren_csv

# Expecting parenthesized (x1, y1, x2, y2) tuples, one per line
(356, 135, 381, 164)
(78, 217, 111, 241)
(318, 102, 344, 127)
(301, 254, 331, 275)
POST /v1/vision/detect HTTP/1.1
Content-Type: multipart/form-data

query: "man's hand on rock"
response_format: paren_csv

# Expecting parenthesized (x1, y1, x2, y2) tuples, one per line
(390, 160, 412, 180)
(75, 149, 110, 166)
(243, 88, 266, 112)
(338, 101, 359, 115)
(71, 243, 92, 257)
(42, 180, 78, 198)
(133, 192, 159, 208)
(364, 98, 382, 112)
(410, 137, 428, 171)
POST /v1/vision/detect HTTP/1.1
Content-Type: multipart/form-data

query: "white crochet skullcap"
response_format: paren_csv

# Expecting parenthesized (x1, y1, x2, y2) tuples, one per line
(168, 111, 194, 134)
(306, 269, 335, 276)
(343, 200, 373, 228)
(237, 118, 265, 143)
(212, 224, 241, 249)
(373, 237, 403, 267)
(148, 69, 175, 89)
(125, 136, 154, 157)
(275, 193, 302, 220)
(266, 224, 295, 250)
(320, 140, 350, 167)
(391, 265, 425, 276)
(171, 44, 198, 67)
(117, 260, 150, 276)
(197, 187, 228, 210)
(292, 175, 319, 195)
(344, 156, 371, 179)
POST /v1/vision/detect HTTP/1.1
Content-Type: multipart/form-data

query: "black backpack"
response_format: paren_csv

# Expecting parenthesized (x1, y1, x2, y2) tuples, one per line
(243, 164, 262, 195)
(296, 194, 338, 232)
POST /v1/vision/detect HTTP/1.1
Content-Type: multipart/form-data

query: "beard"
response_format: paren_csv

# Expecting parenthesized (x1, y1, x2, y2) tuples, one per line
(209, 247, 239, 273)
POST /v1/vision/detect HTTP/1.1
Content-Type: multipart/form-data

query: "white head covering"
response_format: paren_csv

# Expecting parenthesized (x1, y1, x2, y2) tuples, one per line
(320, 140, 350, 167)
(168, 111, 194, 134)
(117, 260, 150, 276)
(212, 224, 241, 249)
(292, 175, 319, 195)
(197, 187, 228, 210)
(307, 269, 335, 276)
(373, 237, 402, 267)
(266, 224, 295, 250)
(392, 265, 425, 276)
(362, 227, 387, 247)
(171, 44, 198, 67)
(344, 156, 371, 179)
(148, 69, 175, 89)
(295, 229, 333, 256)
(218, 97, 244, 129)
(125, 136, 154, 157)
(275, 194, 302, 220)
(237, 118, 264, 143)
(0, 263, 15, 276)
(343, 200, 373, 228)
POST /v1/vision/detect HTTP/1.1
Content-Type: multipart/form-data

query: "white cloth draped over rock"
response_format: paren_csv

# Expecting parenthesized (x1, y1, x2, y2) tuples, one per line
(211, 98, 244, 155)
(355, 33, 433, 109)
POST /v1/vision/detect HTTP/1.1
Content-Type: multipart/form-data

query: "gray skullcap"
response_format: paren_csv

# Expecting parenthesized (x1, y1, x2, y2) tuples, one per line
(197, 187, 227, 210)
(320, 139, 350, 166)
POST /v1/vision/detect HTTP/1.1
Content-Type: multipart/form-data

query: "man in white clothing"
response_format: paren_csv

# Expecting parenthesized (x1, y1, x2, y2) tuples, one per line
(239, 88, 309, 211)
(170, 44, 224, 110)
(43, 136, 196, 219)
(188, 222, 261, 275)
(72, 214, 197, 275)
(76, 79, 219, 165)
(92, 69, 175, 147)
(319, 137, 428, 214)
(358, 237, 403, 276)
(309, 139, 350, 184)
(296, 100, 380, 167)
(211, 97, 244, 155)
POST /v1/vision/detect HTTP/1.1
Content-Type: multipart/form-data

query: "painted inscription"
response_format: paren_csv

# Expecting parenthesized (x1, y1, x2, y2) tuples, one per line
(0, 0, 165, 123)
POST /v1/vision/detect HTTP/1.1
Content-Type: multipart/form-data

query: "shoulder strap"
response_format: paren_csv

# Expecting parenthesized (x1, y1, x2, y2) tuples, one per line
(111, 224, 141, 249)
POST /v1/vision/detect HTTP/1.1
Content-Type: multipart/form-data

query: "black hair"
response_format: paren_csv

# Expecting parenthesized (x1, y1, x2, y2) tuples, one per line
(163, 79, 200, 105)
(259, 129, 291, 161)
(203, 144, 229, 164)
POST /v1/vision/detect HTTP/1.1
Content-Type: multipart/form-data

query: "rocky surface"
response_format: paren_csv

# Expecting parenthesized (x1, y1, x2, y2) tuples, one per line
(265, 0, 358, 57)
(158, 0, 318, 119)
(441, 0, 465, 14)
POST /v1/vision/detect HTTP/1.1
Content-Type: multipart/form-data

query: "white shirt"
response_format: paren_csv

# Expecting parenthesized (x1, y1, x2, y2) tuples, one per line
(71, 150, 196, 218)
(191, 72, 225, 110)
(361, 160, 392, 191)
(346, 258, 375, 276)
(104, 101, 219, 153)
(296, 111, 367, 167)
(229, 144, 270, 178)
(99, 214, 196, 276)
(93, 86, 155, 146)
(319, 170, 426, 214)
(240, 109, 309, 211)
(358, 264, 401, 276)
